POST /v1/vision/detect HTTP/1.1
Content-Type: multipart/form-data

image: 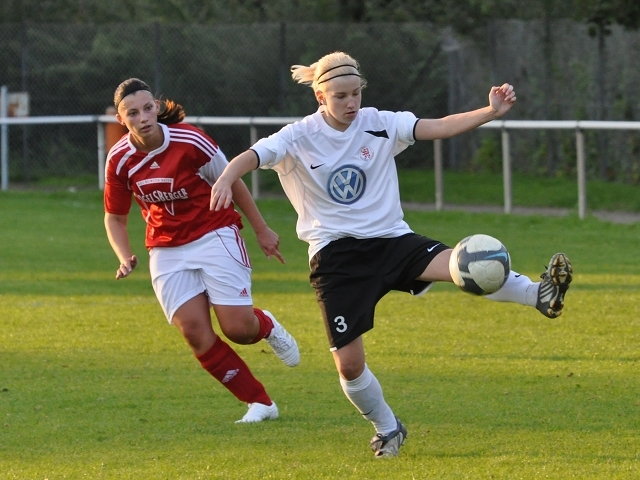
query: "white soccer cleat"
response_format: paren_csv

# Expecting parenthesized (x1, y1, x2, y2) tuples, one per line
(263, 310, 300, 367)
(235, 402, 279, 424)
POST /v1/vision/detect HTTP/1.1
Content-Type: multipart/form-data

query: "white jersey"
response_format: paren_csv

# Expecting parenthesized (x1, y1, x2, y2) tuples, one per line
(252, 107, 418, 260)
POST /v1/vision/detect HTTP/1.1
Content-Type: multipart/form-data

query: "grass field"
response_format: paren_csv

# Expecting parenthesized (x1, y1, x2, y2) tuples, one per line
(24, 168, 640, 213)
(1, 190, 639, 479)
(397, 170, 640, 212)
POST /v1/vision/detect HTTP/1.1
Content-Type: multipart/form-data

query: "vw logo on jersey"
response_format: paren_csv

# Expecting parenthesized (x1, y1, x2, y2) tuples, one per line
(327, 165, 366, 204)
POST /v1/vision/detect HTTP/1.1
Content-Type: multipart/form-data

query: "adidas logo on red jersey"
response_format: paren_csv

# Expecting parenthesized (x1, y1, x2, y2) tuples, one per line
(150, 161, 160, 169)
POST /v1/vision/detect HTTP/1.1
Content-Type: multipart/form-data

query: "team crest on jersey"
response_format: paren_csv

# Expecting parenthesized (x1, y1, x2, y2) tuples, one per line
(327, 165, 366, 204)
(359, 146, 374, 161)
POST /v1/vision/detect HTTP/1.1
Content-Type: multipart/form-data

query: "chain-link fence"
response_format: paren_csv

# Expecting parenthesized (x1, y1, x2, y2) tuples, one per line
(1, 21, 640, 186)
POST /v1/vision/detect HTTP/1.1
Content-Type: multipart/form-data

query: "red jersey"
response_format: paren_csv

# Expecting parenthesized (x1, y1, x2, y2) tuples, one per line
(104, 123, 242, 248)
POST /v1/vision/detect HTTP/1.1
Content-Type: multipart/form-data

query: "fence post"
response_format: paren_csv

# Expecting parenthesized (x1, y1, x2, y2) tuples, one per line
(501, 128, 512, 214)
(576, 128, 586, 219)
(250, 125, 259, 199)
(434, 138, 443, 211)
(1, 86, 8, 191)
(97, 119, 105, 190)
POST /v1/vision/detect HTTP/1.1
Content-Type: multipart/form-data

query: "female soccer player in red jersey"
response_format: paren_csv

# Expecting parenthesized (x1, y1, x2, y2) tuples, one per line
(104, 78, 299, 423)
(210, 52, 573, 455)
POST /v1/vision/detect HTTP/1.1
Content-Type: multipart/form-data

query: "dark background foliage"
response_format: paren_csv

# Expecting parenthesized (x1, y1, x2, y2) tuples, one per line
(1, 1, 640, 185)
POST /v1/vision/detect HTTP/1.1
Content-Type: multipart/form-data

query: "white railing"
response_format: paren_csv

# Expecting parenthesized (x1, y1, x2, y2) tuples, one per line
(2, 106, 640, 220)
(476, 120, 640, 219)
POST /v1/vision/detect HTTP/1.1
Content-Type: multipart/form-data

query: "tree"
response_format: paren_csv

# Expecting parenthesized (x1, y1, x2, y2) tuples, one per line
(573, 0, 640, 179)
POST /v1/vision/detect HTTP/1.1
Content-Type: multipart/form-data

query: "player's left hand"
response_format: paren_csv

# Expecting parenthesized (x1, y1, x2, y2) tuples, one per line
(489, 83, 516, 117)
(255, 227, 285, 264)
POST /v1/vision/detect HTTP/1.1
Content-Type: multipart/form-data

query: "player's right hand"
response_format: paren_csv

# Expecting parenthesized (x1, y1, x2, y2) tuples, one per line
(116, 255, 138, 280)
(210, 180, 233, 212)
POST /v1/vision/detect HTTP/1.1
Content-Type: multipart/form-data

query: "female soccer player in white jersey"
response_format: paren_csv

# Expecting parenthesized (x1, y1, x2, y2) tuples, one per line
(210, 52, 573, 455)
(104, 78, 300, 424)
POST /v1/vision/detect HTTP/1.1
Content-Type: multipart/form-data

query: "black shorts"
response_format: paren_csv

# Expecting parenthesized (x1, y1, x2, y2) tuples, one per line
(309, 233, 449, 351)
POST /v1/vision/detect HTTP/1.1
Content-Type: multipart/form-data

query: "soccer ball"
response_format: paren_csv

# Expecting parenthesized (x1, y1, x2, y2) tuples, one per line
(448, 234, 511, 295)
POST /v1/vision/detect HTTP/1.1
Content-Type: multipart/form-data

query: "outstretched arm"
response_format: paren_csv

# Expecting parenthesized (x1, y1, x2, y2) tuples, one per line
(104, 212, 138, 280)
(231, 178, 285, 264)
(210, 149, 259, 212)
(415, 83, 516, 141)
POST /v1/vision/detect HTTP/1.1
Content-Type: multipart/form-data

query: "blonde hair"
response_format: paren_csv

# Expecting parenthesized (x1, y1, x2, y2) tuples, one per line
(291, 51, 367, 91)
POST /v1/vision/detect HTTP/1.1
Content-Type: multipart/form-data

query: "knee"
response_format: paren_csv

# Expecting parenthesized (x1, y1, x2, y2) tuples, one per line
(223, 327, 254, 344)
(180, 324, 213, 353)
(337, 361, 365, 381)
(219, 314, 256, 345)
(173, 316, 215, 354)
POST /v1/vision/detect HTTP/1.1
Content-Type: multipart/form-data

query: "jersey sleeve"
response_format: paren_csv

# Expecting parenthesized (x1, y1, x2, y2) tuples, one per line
(384, 110, 418, 157)
(103, 165, 133, 215)
(395, 111, 419, 144)
(198, 149, 229, 185)
(252, 125, 292, 169)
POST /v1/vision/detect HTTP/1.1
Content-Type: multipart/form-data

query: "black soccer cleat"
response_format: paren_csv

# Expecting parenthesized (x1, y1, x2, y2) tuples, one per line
(536, 253, 573, 318)
(370, 417, 408, 458)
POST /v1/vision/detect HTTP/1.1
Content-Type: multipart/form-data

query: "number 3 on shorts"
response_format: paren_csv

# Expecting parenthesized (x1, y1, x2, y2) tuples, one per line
(333, 316, 347, 333)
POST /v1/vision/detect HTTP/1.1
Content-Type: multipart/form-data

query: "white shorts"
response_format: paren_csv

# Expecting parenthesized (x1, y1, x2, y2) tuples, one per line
(149, 226, 253, 323)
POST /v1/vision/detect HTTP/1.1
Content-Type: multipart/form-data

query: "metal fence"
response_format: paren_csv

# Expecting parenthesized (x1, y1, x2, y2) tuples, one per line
(2, 108, 639, 219)
(1, 21, 640, 185)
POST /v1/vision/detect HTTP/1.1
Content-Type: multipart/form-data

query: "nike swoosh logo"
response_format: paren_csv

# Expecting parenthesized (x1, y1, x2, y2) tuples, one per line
(310, 164, 325, 169)
(427, 243, 441, 253)
(514, 274, 521, 278)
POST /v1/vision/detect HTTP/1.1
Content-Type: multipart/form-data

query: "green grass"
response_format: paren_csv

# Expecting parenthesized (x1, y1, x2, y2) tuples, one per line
(1, 190, 640, 479)
(22, 168, 640, 212)
(396, 169, 640, 212)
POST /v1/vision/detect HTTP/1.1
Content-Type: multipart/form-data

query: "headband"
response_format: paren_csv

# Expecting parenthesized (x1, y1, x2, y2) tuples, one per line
(316, 64, 360, 84)
(115, 83, 152, 107)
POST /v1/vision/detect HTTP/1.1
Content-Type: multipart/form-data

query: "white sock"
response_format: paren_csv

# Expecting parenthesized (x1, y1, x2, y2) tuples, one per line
(339, 364, 397, 435)
(484, 270, 538, 307)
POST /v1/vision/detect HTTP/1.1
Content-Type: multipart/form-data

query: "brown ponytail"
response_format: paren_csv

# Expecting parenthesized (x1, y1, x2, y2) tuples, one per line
(157, 99, 186, 125)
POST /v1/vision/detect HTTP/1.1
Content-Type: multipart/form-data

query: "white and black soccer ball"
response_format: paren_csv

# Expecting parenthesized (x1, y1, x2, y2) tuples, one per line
(448, 234, 511, 295)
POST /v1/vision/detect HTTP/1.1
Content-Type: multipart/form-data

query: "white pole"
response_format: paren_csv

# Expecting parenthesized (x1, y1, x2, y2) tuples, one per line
(576, 129, 587, 219)
(501, 129, 512, 214)
(1, 86, 8, 191)
(97, 120, 105, 190)
(250, 125, 259, 199)
(434, 139, 443, 211)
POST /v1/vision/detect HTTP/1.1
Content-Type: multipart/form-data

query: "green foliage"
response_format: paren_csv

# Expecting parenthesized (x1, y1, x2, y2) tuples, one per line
(2, 19, 640, 181)
(574, 0, 640, 32)
(470, 132, 502, 174)
(0, 0, 581, 25)
(1, 191, 640, 478)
